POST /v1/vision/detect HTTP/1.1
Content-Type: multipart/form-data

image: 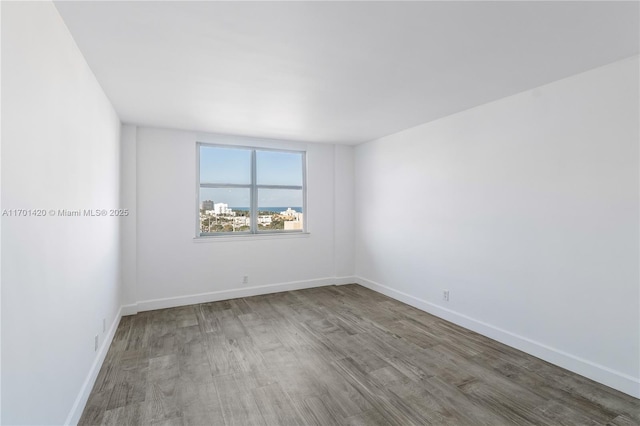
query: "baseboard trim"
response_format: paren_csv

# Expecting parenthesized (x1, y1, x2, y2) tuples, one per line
(355, 276, 640, 399)
(125, 277, 350, 315)
(121, 303, 139, 316)
(334, 276, 357, 286)
(64, 307, 123, 425)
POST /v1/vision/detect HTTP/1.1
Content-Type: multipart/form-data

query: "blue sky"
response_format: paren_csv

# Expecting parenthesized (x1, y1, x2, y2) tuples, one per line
(200, 146, 303, 207)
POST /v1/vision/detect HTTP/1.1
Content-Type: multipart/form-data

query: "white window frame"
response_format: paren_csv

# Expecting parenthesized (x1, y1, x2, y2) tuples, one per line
(196, 142, 307, 237)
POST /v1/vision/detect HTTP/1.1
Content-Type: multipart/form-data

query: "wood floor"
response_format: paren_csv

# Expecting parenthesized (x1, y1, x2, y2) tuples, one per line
(80, 284, 639, 425)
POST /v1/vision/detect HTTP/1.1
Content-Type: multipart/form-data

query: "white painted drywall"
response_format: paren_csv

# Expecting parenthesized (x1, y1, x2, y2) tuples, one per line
(334, 145, 355, 279)
(120, 124, 138, 306)
(54, 1, 639, 144)
(354, 56, 640, 397)
(129, 127, 354, 308)
(0, 1, 4, 421)
(1, 2, 122, 424)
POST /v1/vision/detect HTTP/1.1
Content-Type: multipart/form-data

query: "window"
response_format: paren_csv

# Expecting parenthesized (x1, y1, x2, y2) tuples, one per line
(197, 143, 306, 236)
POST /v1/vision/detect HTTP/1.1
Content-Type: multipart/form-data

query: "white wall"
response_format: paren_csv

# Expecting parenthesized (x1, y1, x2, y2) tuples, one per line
(120, 125, 138, 307)
(354, 56, 640, 397)
(1, 2, 122, 424)
(123, 127, 354, 312)
(334, 144, 355, 278)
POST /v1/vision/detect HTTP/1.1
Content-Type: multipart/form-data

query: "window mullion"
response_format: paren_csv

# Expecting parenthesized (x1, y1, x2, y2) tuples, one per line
(255, 185, 303, 190)
(302, 151, 307, 233)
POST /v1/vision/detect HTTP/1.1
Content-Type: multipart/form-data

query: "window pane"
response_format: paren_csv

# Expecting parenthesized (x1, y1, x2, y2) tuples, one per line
(200, 146, 251, 184)
(256, 150, 303, 186)
(257, 189, 303, 231)
(199, 187, 251, 234)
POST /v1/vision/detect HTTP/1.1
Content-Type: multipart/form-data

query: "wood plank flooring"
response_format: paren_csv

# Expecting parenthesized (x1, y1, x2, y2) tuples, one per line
(80, 284, 639, 425)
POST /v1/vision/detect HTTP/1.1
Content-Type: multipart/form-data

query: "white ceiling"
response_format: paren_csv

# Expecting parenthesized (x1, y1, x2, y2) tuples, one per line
(54, 1, 639, 145)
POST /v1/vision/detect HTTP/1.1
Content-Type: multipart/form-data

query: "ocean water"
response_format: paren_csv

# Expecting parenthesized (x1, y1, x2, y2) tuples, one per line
(231, 207, 302, 213)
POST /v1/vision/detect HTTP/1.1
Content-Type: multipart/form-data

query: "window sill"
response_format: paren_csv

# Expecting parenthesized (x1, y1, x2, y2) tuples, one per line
(193, 232, 310, 243)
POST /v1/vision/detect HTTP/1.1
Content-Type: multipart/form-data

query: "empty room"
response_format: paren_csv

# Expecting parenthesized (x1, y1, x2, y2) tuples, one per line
(2, 1, 639, 425)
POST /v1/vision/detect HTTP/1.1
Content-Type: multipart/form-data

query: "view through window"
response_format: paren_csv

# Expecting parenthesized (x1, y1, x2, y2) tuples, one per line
(198, 144, 305, 236)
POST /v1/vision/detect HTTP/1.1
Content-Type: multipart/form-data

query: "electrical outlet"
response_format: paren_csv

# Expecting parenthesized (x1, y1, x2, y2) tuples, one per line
(443, 290, 450, 302)
(94, 335, 99, 351)
(103, 318, 106, 333)
(242, 275, 249, 284)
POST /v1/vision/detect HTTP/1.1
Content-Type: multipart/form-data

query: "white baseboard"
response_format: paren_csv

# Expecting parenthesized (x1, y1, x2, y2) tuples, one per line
(65, 307, 123, 425)
(121, 276, 351, 315)
(334, 276, 357, 286)
(121, 303, 139, 316)
(355, 276, 640, 399)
